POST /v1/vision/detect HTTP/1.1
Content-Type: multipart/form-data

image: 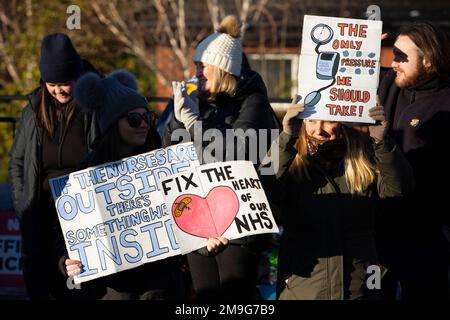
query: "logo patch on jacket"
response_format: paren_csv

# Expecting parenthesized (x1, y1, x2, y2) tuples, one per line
(410, 118, 419, 127)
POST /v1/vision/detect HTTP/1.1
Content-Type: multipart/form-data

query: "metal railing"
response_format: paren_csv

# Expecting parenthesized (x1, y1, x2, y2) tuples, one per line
(0, 95, 291, 137)
(0, 95, 28, 138)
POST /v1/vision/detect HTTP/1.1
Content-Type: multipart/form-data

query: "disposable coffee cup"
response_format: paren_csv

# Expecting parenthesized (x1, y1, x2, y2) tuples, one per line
(186, 76, 199, 96)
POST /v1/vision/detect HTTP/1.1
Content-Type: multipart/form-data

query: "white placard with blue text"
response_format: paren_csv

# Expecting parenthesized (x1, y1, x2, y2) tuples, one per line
(297, 15, 382, 123)
(50, 143, 199, 283)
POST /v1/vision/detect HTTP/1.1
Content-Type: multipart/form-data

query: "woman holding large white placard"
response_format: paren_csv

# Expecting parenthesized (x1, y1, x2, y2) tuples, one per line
(61, 69, 183, 300)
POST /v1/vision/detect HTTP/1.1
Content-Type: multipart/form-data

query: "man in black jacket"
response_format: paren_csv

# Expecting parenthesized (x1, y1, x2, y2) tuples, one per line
(377, 22, 450, 300)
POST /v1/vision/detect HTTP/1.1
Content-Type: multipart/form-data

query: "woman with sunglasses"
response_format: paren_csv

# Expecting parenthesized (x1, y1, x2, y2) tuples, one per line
(8, 33, 100, 300)
(60, 70, 183, 300)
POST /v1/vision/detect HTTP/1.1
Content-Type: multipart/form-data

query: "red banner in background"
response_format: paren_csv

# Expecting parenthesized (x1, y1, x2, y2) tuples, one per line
(0, 212, 25, 289)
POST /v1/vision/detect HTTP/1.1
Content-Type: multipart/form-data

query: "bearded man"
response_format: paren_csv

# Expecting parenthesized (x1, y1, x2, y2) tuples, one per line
(376, 22, 450, 300)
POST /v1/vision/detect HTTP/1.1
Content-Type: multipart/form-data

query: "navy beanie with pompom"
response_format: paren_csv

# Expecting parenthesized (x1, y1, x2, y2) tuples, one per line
(74, 69, 148, 135)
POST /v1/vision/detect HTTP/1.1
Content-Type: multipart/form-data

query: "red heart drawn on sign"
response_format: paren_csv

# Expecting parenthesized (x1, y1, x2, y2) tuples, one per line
(171, 186, 239, 238)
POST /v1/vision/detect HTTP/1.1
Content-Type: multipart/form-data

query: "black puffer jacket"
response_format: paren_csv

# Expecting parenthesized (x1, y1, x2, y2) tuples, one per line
(163, 63, 281, 251)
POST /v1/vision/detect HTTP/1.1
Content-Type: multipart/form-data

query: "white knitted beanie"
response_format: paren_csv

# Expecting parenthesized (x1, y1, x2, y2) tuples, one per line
(193, 15, 242, 76)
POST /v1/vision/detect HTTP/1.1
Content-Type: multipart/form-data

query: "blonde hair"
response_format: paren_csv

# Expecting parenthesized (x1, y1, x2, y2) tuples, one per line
(289, 123, 377, 194)
(207, 64, 238, 101)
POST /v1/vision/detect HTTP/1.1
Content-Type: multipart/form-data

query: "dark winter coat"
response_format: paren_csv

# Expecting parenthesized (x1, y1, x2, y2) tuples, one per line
(377, 68, 450, 238)
(260, 132, 414, 300)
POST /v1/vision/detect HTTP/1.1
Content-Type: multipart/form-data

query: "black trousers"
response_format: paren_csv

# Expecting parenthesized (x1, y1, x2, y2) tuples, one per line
(187, 244, 259, 301)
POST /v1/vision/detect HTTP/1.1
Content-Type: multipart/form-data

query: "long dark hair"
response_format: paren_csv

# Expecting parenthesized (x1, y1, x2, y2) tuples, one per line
(34, 85, 77, 138)
(399, 22, 450, 76)
(88, 123, 161, 167)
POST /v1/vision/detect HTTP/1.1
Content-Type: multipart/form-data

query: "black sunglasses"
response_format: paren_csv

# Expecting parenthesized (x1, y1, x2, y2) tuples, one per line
(122, 111, 155, 128)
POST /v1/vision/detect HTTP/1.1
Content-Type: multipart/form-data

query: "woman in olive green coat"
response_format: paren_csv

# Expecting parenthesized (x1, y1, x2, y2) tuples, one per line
(260, 100, 414, 300)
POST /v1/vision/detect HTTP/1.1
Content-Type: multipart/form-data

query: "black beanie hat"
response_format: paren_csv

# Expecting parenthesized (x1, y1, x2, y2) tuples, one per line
(74, 69, 149, 135)
(39, 33, 83, 83)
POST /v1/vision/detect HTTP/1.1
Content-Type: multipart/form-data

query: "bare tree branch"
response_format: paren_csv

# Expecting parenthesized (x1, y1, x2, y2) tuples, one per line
(0, 31, 20, 83)
(168, 0, 178, 14)
(278, 2, 289, 96)
(91, 0, 172, 88)
(192, 28, 210, 48)
(154, 0, 189, 77)
(91, 1, 132, 47)
(25, 0, 32, 18)
(252, 0, 269, 23)
(257, 7, 278, 47)
(176, 0, 189, 78)
(206, 0, 220, 31)
(0, 4, 20, 84)
(237, 0, 251, 40)
(0, 9, 20, 35)
(107, 2, 132, 38)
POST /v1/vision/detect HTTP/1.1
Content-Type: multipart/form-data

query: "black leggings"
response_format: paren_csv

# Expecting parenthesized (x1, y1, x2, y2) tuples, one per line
(187, 244, 259, 301)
